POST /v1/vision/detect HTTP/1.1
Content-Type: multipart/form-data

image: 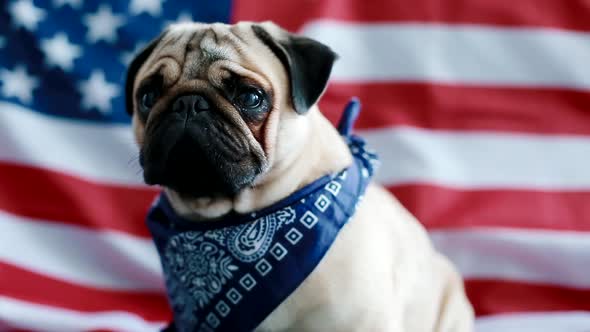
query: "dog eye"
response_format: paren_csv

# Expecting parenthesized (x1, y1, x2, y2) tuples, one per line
(140, 89, 160, 110)
(235, 90, 262, 109)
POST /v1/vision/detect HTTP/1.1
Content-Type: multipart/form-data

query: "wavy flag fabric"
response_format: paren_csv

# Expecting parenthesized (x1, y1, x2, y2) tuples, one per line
(0, 0, 589, 331)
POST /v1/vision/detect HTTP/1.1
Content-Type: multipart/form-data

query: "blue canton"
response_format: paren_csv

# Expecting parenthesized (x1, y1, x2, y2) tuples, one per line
(146, 99, 379, 332)
(0, 0, 231, 123)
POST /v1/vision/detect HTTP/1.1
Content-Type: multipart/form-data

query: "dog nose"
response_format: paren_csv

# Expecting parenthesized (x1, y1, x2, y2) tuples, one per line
(172, 94, 210, 115)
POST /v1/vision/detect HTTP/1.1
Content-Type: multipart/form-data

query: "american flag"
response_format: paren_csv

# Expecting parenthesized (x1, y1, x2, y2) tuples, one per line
(1, 0, 589, 331)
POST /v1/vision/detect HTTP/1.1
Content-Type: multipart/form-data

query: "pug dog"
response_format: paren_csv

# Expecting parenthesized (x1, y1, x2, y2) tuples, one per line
(126, 21, 474, 332)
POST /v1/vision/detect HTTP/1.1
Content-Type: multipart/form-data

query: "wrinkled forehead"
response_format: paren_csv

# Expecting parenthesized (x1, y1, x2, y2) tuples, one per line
(156, 23, 244, 65)
(136, 22, 266, 84)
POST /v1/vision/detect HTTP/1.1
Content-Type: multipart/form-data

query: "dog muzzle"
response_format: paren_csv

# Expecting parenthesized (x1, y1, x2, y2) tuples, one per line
(146, 99, 379, 332)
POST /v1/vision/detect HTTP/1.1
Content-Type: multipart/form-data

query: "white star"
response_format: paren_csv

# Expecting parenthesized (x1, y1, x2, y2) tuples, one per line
(41, 33, 82, 71)
(120, 41, 147, 66)
(9, 0, 47, 31)
(0, 65, 39, 104)
(162, 11, 193, 29)
(83, 5, 125, 43)
(53, 0, 82, 9)
(78, 70, 119, 114)
(129, 0, 164, 16)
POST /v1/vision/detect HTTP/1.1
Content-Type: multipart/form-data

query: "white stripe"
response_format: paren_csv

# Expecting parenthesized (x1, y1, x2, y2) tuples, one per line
(363, 126, 590, 189)
(475, 311, 590, 332)
(302, 22, 590, 89)
(0, 297, 165, 332)
(2, 208, 589, 292)
(4, 102, 590, 190)
(0, 101, 144, 186)
(431, 228, 590, 288)
(0, 210, 164, 291)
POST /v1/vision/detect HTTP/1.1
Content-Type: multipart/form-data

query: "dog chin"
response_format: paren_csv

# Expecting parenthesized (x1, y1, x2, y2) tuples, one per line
(141, 135, 261, 199)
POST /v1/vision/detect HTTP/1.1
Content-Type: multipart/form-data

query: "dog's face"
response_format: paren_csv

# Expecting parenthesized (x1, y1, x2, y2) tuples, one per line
(126, 22, 336, 198)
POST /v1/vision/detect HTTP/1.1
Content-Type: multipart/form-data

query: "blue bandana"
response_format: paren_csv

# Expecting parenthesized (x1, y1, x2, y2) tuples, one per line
(146, 99, 379, 332)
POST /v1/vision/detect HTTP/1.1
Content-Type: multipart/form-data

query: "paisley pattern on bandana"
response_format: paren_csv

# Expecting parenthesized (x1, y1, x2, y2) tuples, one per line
(202, 207, 296, 263)
(160, 207, 297, 331)
(164, 234, 239, 329)
(146, 99, 379, 332)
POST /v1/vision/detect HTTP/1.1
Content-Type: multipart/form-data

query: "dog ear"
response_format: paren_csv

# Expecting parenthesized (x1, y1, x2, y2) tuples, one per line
(124, 33, 166, 115)
(252, 24, 337, 114)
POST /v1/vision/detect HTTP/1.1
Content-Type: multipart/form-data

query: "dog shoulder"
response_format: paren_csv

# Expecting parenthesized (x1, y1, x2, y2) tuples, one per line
(256, 184, 441, 331)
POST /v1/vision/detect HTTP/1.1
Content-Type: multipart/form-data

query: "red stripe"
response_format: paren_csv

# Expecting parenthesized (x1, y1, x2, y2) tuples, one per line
(4, 258, 589, 321)
(0, 262, 171, 322)
(232, 0, 590, 32)
(388, 185, 590, 232)
(0, 162, 157, 238)
(0, 322, 30, 332)
(3, 162, 590, 237)
(466, 279, 590, 316)
(320, 83, 590, 135)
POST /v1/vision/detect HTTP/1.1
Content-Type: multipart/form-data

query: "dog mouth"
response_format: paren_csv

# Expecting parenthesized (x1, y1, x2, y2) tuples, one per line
(140, 108, 263, 198)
